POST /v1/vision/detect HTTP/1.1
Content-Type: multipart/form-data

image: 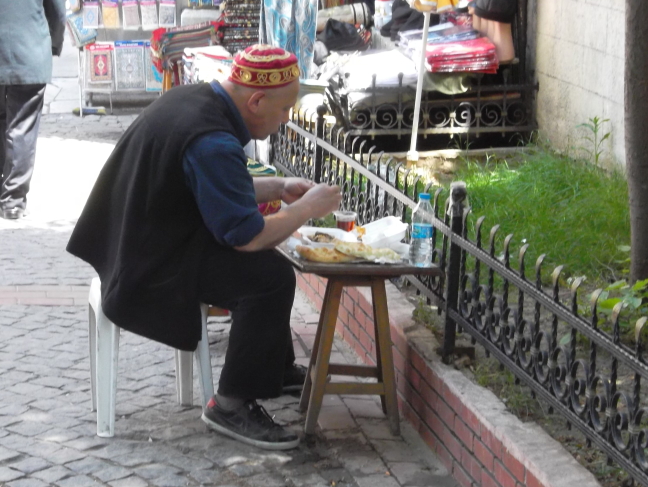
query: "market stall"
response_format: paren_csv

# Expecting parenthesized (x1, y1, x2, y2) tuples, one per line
(304, 0, 535, 150)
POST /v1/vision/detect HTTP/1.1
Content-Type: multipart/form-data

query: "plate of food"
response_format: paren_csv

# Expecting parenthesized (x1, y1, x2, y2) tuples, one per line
(295, 240, 402, 264)
(298, 226, 358, 248)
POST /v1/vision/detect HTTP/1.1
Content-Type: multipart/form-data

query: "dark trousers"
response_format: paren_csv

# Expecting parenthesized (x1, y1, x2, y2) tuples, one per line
(0, 84, 46, 210)
(197, 243, 297, 399)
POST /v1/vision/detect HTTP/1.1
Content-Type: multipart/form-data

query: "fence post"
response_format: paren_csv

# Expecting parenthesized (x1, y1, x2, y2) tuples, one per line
(314, 104, 327, 184)
(442, 181, 467, 363)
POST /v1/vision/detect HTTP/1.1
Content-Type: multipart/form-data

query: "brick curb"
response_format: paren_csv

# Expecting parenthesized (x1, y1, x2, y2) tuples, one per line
(296, 272, 601, 487)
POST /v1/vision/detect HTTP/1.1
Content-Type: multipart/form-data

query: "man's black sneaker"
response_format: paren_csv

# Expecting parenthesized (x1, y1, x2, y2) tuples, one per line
(283, 363, 307, 393)
(202, 398, 300, 450)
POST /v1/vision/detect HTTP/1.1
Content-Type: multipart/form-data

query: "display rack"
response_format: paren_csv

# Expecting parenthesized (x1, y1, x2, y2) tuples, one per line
(76, 0, 218, 115)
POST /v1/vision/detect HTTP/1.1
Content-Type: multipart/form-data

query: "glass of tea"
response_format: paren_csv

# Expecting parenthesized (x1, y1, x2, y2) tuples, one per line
(333, 211, 357, 232)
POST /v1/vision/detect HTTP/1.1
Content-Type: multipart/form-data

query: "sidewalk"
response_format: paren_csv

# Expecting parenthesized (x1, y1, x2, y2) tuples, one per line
(0, 92, 457, 484)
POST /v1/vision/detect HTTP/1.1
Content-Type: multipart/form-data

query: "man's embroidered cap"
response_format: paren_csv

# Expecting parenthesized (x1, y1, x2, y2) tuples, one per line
(228, 44, 300, 89)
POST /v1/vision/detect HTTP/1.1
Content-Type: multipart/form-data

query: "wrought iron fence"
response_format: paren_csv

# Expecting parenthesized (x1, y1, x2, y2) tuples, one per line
(338, 68, 538, 141)
(271, 111, 648, 487)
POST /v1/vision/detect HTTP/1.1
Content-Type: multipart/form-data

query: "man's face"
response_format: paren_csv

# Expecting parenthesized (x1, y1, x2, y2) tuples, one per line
(249, 80, 300, 139)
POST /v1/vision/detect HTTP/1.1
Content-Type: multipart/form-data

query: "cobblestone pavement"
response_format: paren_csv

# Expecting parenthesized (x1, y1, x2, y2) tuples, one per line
(0, 112, 456, 487)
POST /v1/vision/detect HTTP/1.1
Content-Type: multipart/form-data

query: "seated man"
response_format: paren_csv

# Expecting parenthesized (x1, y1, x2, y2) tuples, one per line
(67, 45, 342, 450)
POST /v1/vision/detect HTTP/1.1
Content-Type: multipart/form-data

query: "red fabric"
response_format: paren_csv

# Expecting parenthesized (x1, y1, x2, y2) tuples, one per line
(228, 44, 300, 89)
(425, 37, 499, 74)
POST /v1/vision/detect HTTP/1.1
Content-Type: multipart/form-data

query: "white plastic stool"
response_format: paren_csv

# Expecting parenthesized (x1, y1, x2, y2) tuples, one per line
(88, 277, 215, 437)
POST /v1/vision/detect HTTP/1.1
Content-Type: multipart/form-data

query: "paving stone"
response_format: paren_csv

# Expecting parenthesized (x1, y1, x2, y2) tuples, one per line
(89, 444, 137, 461)
(9, 456, 51, 474)
(279, 462, 318, 477)
(200, 445, 250, 468)
(165, 454, 213, 471)
(339, 454, 388, 475)
(387, 461, 443, 486)
(0, 416, 23, 428)
(65, 457, 109, 475)
(321, 430, 371, 448)
(149, 473, 196, 487)
(344, 398, 387, 420)
(355, 473, 401, 487)
(0, 391, 35, 406)
(55, 475, 100, 487)
(14, 440, 60, 459)
(111, 451, 161, 467)
(6, 479, 49, 487)
(0, 445, 22, 462)
(64, 436, 109, 452)
(36, 427, 83, 444)
(0, 466, 25, 482)
(134, 464, 181, 480)
(245, 473, 290, 487)
(317, 405, 357, 431)
(228, 462, 266, 478)
(370, 440, 419, 463)
(31, 465, 73, 483)
(290, 473, 330, 487)
(355, 418, 398, 440)
(189, 469, 229, 485)
(44, 447, 86, 465)
(93, 466, 133, 483)
(109, 475, 149, 487)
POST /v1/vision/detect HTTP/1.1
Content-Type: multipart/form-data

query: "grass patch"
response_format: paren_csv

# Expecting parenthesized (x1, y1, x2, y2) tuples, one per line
(450, 147, 630, 284)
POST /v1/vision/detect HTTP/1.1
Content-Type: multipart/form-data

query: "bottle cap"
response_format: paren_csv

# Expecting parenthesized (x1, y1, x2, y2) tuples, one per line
(418, 193, 431, 200)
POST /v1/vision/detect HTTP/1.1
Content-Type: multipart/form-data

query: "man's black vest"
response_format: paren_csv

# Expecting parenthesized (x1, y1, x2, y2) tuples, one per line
(68, 82, 240, 351)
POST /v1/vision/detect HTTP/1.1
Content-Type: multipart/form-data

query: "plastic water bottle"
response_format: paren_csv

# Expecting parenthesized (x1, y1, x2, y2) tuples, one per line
(409, 193, 434, 267)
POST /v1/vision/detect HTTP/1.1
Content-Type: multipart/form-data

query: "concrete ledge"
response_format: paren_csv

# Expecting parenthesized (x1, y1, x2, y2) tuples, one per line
(296, 272, 601, 487)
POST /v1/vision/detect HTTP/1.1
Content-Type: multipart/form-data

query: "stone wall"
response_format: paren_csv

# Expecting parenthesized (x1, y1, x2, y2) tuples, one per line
(530, 0, 625, 168)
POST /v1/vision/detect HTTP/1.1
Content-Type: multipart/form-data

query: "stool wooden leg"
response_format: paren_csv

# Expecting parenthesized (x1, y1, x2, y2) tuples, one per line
(371, 279, 400, 436)
(303, 279, 344, 434)
(299, 281, 334, 412)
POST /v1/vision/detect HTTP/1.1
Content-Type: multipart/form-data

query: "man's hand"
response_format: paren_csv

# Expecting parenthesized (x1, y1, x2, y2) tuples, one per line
(280, 178, 316, 204)
(297, 183, 343, 218)
(235, 182, 342, 252)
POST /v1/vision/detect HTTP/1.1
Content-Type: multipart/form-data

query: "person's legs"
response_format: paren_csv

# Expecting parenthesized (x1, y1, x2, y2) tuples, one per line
(1, 84, 46, 218)
(197, 246, 296, 399)
(196, 243, 301, 449)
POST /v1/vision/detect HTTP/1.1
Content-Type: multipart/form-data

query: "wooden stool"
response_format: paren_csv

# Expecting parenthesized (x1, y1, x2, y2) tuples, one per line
(299, 276, 400, 435)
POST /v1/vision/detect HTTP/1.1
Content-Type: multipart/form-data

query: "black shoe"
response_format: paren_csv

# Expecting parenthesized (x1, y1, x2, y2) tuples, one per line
(1, 207, 24, 220)
(283, 363, 307, 393)
(202, 398, 300, 450)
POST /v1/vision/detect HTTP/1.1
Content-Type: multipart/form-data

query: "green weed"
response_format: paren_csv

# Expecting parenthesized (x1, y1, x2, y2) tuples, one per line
(577, 116, 611, 167)
(450, 147, 630, 284)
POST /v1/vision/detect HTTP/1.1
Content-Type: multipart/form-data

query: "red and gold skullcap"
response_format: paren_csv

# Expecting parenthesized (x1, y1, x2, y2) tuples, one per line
(228, 44, 300, 89)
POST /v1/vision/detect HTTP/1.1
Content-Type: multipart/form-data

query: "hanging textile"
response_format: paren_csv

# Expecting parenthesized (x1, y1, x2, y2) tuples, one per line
(260, 0, 317, 79)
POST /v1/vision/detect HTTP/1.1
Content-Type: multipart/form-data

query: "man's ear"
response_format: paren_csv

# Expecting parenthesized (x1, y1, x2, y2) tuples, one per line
(246, 91, 266, 114)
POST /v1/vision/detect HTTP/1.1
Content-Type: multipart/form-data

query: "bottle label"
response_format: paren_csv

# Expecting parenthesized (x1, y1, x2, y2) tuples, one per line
(411, 223, 433, 239)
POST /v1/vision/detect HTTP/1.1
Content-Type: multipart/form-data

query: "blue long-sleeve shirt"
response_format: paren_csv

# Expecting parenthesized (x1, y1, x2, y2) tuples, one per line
(182, 82, 265, 247)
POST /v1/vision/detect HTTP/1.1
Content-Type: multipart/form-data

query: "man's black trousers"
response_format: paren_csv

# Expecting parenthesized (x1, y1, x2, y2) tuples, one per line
(196, 243, 297, 400)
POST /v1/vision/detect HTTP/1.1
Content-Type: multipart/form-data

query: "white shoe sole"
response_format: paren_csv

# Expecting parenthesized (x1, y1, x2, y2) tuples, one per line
(201, 413, 300, 450)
